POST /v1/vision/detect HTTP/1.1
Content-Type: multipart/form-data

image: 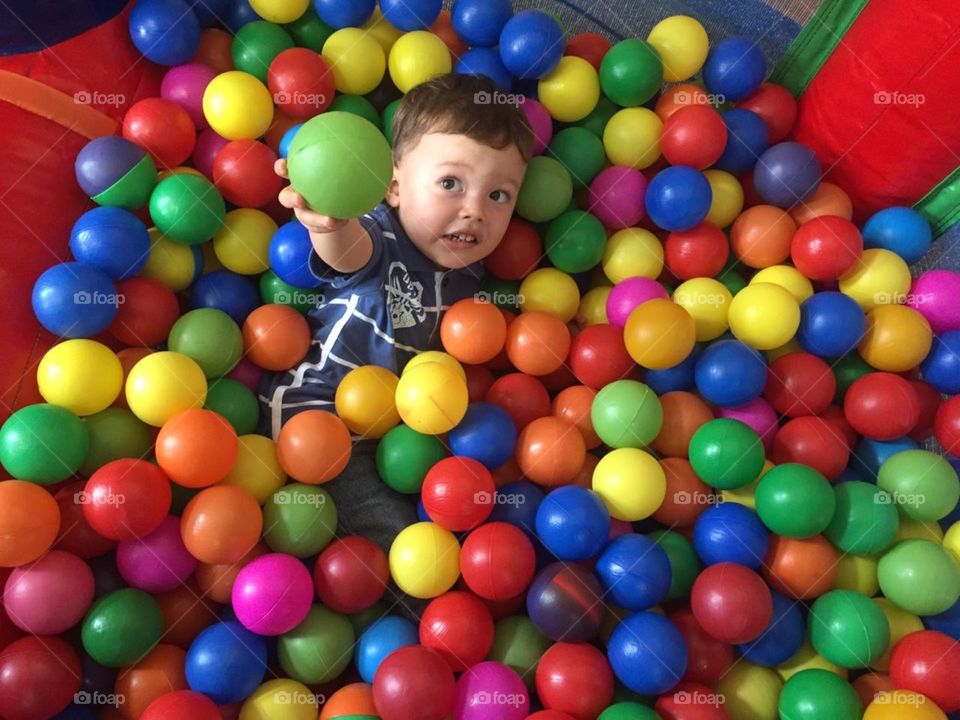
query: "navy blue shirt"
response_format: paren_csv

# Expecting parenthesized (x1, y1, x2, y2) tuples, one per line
(259, 202, 484, 439)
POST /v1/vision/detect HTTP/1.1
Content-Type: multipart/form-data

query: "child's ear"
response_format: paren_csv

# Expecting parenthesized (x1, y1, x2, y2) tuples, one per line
(385, 167, 400, 208)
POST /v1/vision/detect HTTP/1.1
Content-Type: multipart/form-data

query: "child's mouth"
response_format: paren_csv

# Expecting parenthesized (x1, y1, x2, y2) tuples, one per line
(442, 233, 478, 247)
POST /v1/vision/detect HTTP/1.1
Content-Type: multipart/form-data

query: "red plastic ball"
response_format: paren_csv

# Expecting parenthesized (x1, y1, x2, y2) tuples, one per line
(820, 404, 859, 449)
(539, 360, 579, 393)
(567, 324, 635, 390)
(267, 48, 335, 119)
(212, 139, 283, 208)
(661, 105, 727, 170)
(664, 222, 730, 280)
(669, 608, 733, 686)
(564, 32, 612, 71)
(464, 364, 495, 403)
(422, 457, 496, 531)
(535, 642, 614, 720)
(82, 458, 172, 541)
(123, 97, 196, 168)
(655, 681, 730, 720)
(109, 277, 181, 347)
(527, 712, 577, 720)
(313, 536, 389, 614)
(737, 82, 798, 143)
(459, 522, 536, 600)
(485, 373, 551, 431)
(373, 646, 455, 720)
(484, 218, 543, 280)
(935, 394, 960, 455)
(54, 481, 117, 558)
(771, 415, 851, 480)
(690, 563, 773, 644)
(764, 352, 836, 418)
(843, 372, 921, 441)
(790, 216, 863, 280)
(0, 635, 81, 720)
(889, 630, 960, 713)
(141, 690, 221, 720)
(419, 590, 494, 672)
(908, 379, 941, 442)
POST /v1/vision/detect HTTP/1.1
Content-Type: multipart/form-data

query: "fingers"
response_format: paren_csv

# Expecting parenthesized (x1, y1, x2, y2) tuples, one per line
(274, 158, 288, 178)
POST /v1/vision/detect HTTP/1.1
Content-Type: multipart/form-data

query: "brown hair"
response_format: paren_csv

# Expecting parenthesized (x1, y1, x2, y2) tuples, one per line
(391, 73, 535, 164)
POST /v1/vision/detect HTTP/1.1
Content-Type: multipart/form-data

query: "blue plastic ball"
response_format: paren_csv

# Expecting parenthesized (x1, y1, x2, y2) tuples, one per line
(498, 10, 563, 80)
(314, 0, 374, 28)
(185, 620, 267, 704)
(753, 142, 822, 208)
(129, 0, 202, 66)
(526, 561, 604, 642)
(921, 330, 960, 394)
(703, 37, 766, 102)
(356, 615, 418, 683)
(269, 220, 322, 289)
(797, 291, 866, 358)
(416, 497, 430, 522)
(32, 262, 120, 339)
(488, 480, 544, 535)
(646, 166, 713, 232)
(452, 0, 513, 47)
(923, 597, 960, 640)
(75, 136, 148, 199)
(854, 435, 919, 480)
(279, 123, 303, 159)
(69, 207, 150, 280)
(379, 0, 441, 30)
(608, 611, 688, 695)
(694, 339, 767, 407)
(189, 0, 232, 27)
(645, 346, 701, 394)
(189, 270, 261, 325)
(595, 534, 672, 611)
(535, 486, 610, 561)
(455, 47, 513, 90)
(693, 501, 769, 569)
(449, 402, 517, 470)
(862, 206, 933, 264)
(715, 108, 770, 174)
(737, 591, 805, 666)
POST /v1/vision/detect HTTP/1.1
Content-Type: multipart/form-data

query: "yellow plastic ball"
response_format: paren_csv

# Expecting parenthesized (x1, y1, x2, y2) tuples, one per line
(624, 298, 697, 369)
(945, 521, 960, 563)
(125, 351, 207, 427)
(395, 362, 468, 435)
(720, 460, 773, 510)
(602, 228, 664, 283)
(647, 16, 709, 82)
(213, 209, 277, 275)
(403, 351, 466, 381)
(240, 678, 318, 720)
(362, 7, 404, 55)
(871, 598, 923, 672)
(864, 691, 947, 720)
(322, 28, 386, 95)
(858, 304, 933, 372)
(729, 282, 801, 350)
(335, 365, 401, 438)
(778, 639, 848, 681)
(704, 170, 744, 228)
(221, 435, 286, 504)
(248, 0, 308, 24)
(37, 339, 123, 416)
(834, 553, 879, 596)
(592, 448, 666, 521)
(672, 278, 732, 341)
(141, 227, 201, 292)
(538, 56, 601, 122)
(158, 166, 205, 182)
(203, 71, 275, 141)
(897, 519, 944, 545)
(715, 661, 781, 720)
(389, 521, 461, 599)
(578, 286, 611, 326)
(388, 31, 452, 94)
(839, 248, 912, 311)
(603, 107, 662, 169)
(750, 265, 814, 303)
(519, 268, 581, 322)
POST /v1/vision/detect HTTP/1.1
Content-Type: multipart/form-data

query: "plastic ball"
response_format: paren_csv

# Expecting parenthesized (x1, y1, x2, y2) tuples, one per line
(515, 156, 574, 224)
(181, 485, 263, 564)
(421, 456, 495, 531)
(624, 298, 697, 369)
(693, 500, 769, 569)
(330, 365, 399, 438)
(32, 261, 120, 339)
(755, 463, 835, 538)
(449, 402, 517, 470)
(889, 630, 960, 713)
(809, 589, 890, 669)
(314, 0, 374, 28)
(694, 339, 766, 406)
(753, 141, 822, 208)
(185, 620, 267, 704)
(601, 229, 661, 285)
(646, 166, 712, 232)
(592, 448, 666, 521)
(703, 37, 766, 101)
(790, 215, 863, 281)
(729, 282, 800, 350)
(202, 70, 274, 140)
(75, 134, 157, 207)
(605, 277, 668, 327)
(595, 533, 670, 610)
(396, 361, 469, 434)
(189, 269, 259, 324)
(453, 661, 529, 720)
(373, 645, 455, 720)
(320, 683, 379, 719)
(484, 218, 543, 280)
(168, 308, 243, 379)
(69, 206, 150, 280)
(389, 522, 460, 599)
(441, 298, 508, 365)
(212, 139, 283, 208)
(662, 105, 727, 169)
(689, 418, 765, 490)
(0, 635, 82, 719)
(504, 311, 571, 376)
(863, 206, 933, 264)
(81, 458, 171, 541)
(599, 38, 663, 106)
(666, 222, 729, 281)
(715, 108, 770, 173)
(123, 97, 196, 169)
(764, 351, 835, 418)
(608, 611, 687, 694)
(388, 30, 451, 93)
(460, 522, 536, 601)
(277, 604, 355, 684)
(108, 277, 178, 347)
(269, 220, 322, 289)
(0, 481, 59, 567)
(859, 304, 933, 372)
(585, 169, 646, 233)
(672, 279, 732, 341)
(729, 204, 795, 269)
(417, 591, 494, 674)
(921, 329, 960, 394)
(35, 339, 120, 417)
(452, 0, 512, 47)
(843, 372, 919, 441)
(777, 669, 862, 720)
(526, 562, 604, 642)
(129, 0, 201, 66)
(356, 615, 419, 684)
(544, 210, 607, 273)
(567, 324, 633, 391)
(536, 642, 613, 719)
(515, 415, 586, 488)
(116, 515, 197, 593)
(840, 248, 912, 311)
(454, 46, 512, 88)
(910, 270, 960, 334)
(376, 424, 446, 494)
(149, 173, 225, 245)
(2, 550, 93, 635)
(645, 16, 708, 81)
(797, 291, 866, 358)
(125, 351, 207, 427)
(81, 587, 164, 667)
(824, 481, 899, 555)
(499, 10, 563, 79)
(589, 379, 661, 448)
(602, 107, 663, 169)
(231, 553, 313, 636)
(878, 539, 960, 616)
(691, 562, 772, 644)
(538, 55, 601, 123)
(535, 486, 609, 561)
(319, 27, 386, 95)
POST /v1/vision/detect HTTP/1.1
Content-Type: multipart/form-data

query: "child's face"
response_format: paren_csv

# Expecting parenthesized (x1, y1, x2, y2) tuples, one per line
(386, 132, 529, 270)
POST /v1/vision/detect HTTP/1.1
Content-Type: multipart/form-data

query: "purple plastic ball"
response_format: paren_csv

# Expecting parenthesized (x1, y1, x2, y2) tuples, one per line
(116, 515, 198, 593)
(606, 277, 669, 327)
(232, 553, 314, 636)
(753, 141, 822, 208)
(452, 661, 529, 720)
(588, 166, 648, 229)
(75, 136, 147, 198)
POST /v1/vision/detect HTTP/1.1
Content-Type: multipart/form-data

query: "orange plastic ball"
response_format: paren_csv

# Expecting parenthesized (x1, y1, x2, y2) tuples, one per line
(655, 83, 710, 122)
(154, 580, 218, 648)
(429, 10, 468, 60)
(156, 409, 239, 488)
(0, 480, 60, 568)
(651, 390, 714, 458)
(504, 311, 572, 376)
(623, 299, 696, 369)
(763, 534, 838, 600)
(242, 304, 311, 371)
(653, 457, 715, 527)
(789, 182, 853, 226)
(516, 416, 586, 488)
(440, 298, 508, 365)
(114, 644, 188, 720)
(194, 543, 269, 605)
(276, 409, 352, 484)
(730, 205, 797, 269)
(320, 682, 379, 719)
(180, 485, 263, 565)
(552, 385, 602, 450)
(191, 28, 234, 74)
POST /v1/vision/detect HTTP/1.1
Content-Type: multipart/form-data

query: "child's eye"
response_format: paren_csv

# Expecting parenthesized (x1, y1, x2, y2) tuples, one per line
(440, 177, 463, 192)
(490, 190, 511, 203)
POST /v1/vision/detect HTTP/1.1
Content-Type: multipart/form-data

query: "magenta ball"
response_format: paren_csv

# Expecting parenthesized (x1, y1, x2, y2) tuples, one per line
(3, 550, 95, 635)
(453, 661, 529, 720)
(226, 356, 264, 393)
(521, 98, 553, 155)
(606, 277, 669, 327)
(232, 553, 314, 636)
(192, 128, 229, 180)
(908, 269, 960, 334)
(161, 63, 217, 130)
(718, 397, 778, 451)
(588, 165, 648, 229)
(116, 515, 198, 593)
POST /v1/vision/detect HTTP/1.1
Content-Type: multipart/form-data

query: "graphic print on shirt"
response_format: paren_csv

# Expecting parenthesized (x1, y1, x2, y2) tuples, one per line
(386, 260, 426, 329)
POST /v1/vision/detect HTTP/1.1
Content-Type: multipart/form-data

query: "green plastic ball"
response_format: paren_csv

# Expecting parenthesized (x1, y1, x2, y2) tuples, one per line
(81, 588, 164, 667)
(488, 615, 552, 686)
(168, 308, 243, 378)
(809, 589, 889, 669)
(480, 277, 522, 314)
(350, 601, 388, 635)
(548, 127, 606, 188)
(232, 21, 294, 82)
(545, 210, 607, 273)
(650, 529, 701, 601)
(284, 9, 333, 52)
(263, 483, 338, 557)
(376, 424, 446, 494)
(92, 152, 158, 209)
(598, 702, 660, 720)
(824, 481, 899, 555)
(287, 111, 393, 218)
(688, 418, 765, 490)
(382, 98, 402, 146)
(204, 378, 260, 436)
(833, 354, 873, 403)
(80, 408, 154, 476)
(329, 94, 381, 127)
(515, 156, 574, 223)
(718, 269, 748, 296)
(278, 604, 355, 684)
(149, 174, 225, 245)
(600, 39, 664, 107)
(591, 380, 663, 449)
(574, 96, 619, 138)
(755, 463, 836, 537)
(877, 539, 960, 615)
(259, 271, 322, 314)
(877, 449, 960, 522)
(777, 668, 862, 720)
(0, 403, 89, 484)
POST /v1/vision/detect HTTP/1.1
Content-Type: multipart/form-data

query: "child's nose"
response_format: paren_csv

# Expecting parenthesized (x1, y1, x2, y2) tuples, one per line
(460, 196, 484, 221)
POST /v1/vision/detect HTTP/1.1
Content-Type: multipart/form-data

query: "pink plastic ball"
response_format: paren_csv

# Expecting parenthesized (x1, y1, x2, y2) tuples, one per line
(116, 515, 198, 593)
(161, 63, 217, 130)
(605, 277, 669, 327)
(521, 99, 553, 156)
(192, 128, 229, 180)
(717, 397, 779, 452)
(908, 269, 960, 334)
(588, 166, 648, 229)
(232, 553, 314, 636)
(453, 661, 529, 720)
(3, 550, 95, 635)
(226, 356, 265, 394)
